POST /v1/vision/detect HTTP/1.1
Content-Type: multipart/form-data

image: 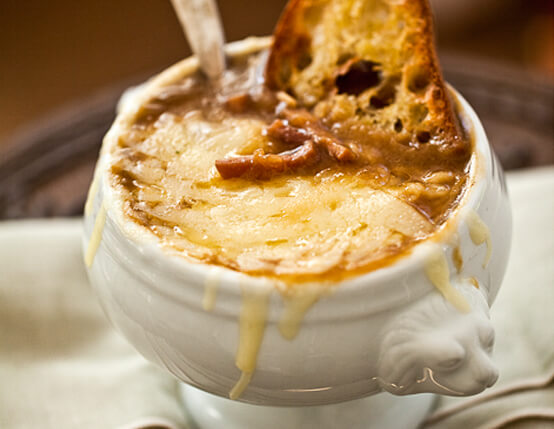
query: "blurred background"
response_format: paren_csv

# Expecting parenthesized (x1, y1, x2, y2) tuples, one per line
(0, 0, 553, 218)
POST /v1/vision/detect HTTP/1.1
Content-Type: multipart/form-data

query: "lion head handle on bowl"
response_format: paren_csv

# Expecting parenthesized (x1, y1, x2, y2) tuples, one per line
(376, 283, 499, 396)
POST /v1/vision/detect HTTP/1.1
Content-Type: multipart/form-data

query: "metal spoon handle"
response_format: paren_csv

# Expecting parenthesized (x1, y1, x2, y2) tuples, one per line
(170, 0, 226, 79)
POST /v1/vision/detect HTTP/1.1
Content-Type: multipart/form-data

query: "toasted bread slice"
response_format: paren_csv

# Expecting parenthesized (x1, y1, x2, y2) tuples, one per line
(265, 0, 465, 148)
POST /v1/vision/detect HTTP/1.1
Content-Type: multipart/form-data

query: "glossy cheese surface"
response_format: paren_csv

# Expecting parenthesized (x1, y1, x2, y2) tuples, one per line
(109, 50, 471, 282)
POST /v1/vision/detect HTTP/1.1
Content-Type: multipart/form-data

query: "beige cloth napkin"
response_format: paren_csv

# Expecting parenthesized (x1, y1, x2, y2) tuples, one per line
(0, 220, 190, 429)
(423, 166, 554, 429)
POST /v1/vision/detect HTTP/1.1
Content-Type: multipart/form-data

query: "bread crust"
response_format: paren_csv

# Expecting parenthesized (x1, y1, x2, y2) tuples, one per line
(265, 0, 464, 148)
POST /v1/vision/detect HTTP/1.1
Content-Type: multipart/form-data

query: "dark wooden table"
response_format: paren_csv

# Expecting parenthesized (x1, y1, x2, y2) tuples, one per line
(0, 56, 552, 219)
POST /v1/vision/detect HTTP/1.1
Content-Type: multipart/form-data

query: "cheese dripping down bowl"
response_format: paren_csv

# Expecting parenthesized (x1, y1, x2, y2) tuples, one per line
(83, 37, 511, 406)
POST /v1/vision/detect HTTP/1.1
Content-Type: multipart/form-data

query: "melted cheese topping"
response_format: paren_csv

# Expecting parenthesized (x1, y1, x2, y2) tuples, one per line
(107, 47, 473, 282)
(84, 173, 99, 217)
(202, 268, 220, 312)
(230, 284, 271, 400)
(229, 371, 254, 401)
(424, 246, 470, 313)
(279, 286, 327, 340)
(112, 112, 434, 281)
(466, 209, 492, 267)
(85, 202, 106, 268)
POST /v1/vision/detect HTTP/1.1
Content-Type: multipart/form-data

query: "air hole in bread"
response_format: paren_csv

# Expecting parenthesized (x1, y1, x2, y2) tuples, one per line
(407, 66, 430, 93)
(369, 76, 400, 109)
(370, 96, 387, 109)
(417, 130, 431, 143)
(394, 119, 403, 132)
(336, 60, 382, 96)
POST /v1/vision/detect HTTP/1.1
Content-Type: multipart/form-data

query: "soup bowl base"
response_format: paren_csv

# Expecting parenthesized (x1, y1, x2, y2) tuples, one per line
(180, 383, 436, 429)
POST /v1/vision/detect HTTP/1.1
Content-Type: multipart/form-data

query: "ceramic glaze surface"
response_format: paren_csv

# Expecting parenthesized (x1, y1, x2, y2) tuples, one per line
(83, 37, 511, 407)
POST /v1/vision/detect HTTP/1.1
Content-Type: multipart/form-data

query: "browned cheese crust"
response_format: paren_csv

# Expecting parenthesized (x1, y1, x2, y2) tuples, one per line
(107, 1, 474, 282)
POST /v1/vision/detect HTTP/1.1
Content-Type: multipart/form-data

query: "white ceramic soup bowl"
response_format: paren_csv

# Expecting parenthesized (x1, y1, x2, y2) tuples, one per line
(83, 37, 511, 408)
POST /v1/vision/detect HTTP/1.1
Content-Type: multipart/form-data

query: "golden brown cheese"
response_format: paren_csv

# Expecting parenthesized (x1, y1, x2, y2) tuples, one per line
(109, 51, 471, 282)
